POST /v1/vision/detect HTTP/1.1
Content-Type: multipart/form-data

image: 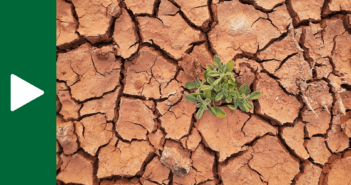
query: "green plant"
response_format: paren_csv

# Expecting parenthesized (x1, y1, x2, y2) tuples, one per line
(184, 55, 261, 119)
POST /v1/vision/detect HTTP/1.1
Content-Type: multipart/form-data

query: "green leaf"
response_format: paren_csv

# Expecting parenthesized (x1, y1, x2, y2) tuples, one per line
(238, 102, 249, 112)
(215, 92, 224, 102)
(185, 94, 198, 102)
(226, 60, 235, 72)
(207, 77, 214, 85)
(195, 78, 201, 86)
(214, 55, 222, 69)
(239, 84, 251, 95)
(203, 90, 211, 99)
(225, 96, 232, 103)
(185, 82, 197, 89)
(204, 98, 211, 105)
(200, 85, 212, 91)
(245, 101, 253, 109)
(208, 106, 216, 115)
(214, 85, 222, 92)
(206, 65, 214, 71)
(197, 107, 205, 119)
(248, 91, 261, 100)
(207, 71, 220, 77)
(227, 105, 237, 110)
(214, 106, 226, 118)
(204, 71, 208, 81)
(213, 76, 223, 85)
(197, 95, 204, 104)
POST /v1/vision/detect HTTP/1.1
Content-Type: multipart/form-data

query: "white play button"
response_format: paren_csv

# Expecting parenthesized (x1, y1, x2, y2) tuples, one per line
(11, 74, 44, 111)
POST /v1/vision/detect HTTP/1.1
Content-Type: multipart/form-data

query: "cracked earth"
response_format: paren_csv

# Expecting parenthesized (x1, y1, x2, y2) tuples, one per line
(56, 0, 351, 184)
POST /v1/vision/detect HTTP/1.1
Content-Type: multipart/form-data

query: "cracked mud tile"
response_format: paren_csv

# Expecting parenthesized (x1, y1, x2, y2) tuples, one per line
(245, 0, 284, 11)
(208, 0, 280, 63)
(137, 10, 205, 60)
(113, 8, 139, 59)
(56, 141, 62, 171)
(323, 0, 351, 15)
(143, 156, 171, 184)
(80, 86, 121, 122)
(159, 0, 179, 16)
(219, 150, 265, 185)
(281, 120, 309, 159)
(101, 178, 141, 185)
(125, 0, 156, 15)
(268, 4, 292, 33)
(315, 58, 333, 79)
(190, 43, 214, 69)
(331, 31, 351, 86)
(57, 82, 81, 120)
(160, 140, 192, 177)
(160, 94, 196, 140)
(57, 44, 122, 101)
(290, 0, 324, 22)
(56, 0, 80, 49)
(274, 54, 312, 95)
(304, 18, 345, 61)
(116, 97, 156, 141)
(173, 0, 210, 28)
(148, 129, 166, 156)
(325, 154, 351, 185)
(257, 29, 301, 62)
(326, 124, 349, 153)
(302, 108, 331, 137)
(177, 54, 206, 86)
(75, 114, 113, 156)
(185, 127, 202, 151)
(57, 152, 95, 185)
(97, 135, 155, 178)
(233, 58, 262, 73)
(254, 73, 301, 125)
(157, 93, 183, 115)
(333, 112, 351, 137)
(295, 160, 322, 185)
(196, 107, 277, 162)
(341, 90, 351, 110)
(304, 81, 333, 111)
(305, 137, 331, 165)
(70, 0, 121, 43)
(192, 144, 215, 184)
(140, 178, 159, 185)
(242, 115, 278, 142)
(248, 136, 300, 185)
(235, 65, 256, 88)
(56, 116, 79, 155)
(124, 46, 177, 99)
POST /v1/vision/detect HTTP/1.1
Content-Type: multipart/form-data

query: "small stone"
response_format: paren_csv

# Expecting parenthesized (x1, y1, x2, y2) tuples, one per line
(80, 87, 121, 121)
(282, 121, 309, 159)
(295, 160, 322, 185)
(269, 4, 292, 33)
(302, 108, 331, 137)
(75, 114, 113, 156)
(138, 13, 204, 60)
(291, 0, 324, 22)
(56, 0, 79, 49)
(57, 152, 95, 185)
(305, 137, 331, 165)
(113, 9, 139, 59)
(143, 157, 170, 184)
(255, 73, 301, 125)
(160, 140, 192, 177)
(326, 125, 349, 153)
(56, 116, 78, 155)
(248, 136, 300, 185)
(192, 144, 215, 183)
(116, 98, 156, 141)
(326, 156, 351, 185)
(97, 136, 155, 178)
(274, 54, 312, 95)
(125, 0, 155, 15)
(174, 0, 210, 27)
(173, 168, 197, 185)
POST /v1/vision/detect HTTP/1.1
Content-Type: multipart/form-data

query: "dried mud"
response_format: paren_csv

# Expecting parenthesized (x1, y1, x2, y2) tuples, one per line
(56, 0, 351, 184)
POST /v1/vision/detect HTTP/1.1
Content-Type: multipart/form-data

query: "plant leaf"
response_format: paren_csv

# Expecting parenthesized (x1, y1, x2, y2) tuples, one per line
(239, 84, 251, 95)
(185, 94, 198, 102)
(225, 96, 232, 103)
(245, 101, 253, 109)
(207, 71, 220, 77)
(226, 60, 235, 72)
(238, 102, 249, 112)
(197, 95, 204, 104)
(197, 107, 205, 119)
(215, 92, 224, 102)
(204, 98, 211, 105)
(203, 90, 211, 99)
(208, 106, 216, 115)
(200, 85, 212, 91)
(214, 55, 222, 69)
(204, 71, 208, 81)
(206, 64, 214, 71)
(248, 91, 261, 100)
(214, 106, 226, 118)
(213, 76, 223, 86)
(207, 77, 215, 85)
(195, 78, 201, 86)
(227, 105, 236, 110)
(185, 82, 197, 89)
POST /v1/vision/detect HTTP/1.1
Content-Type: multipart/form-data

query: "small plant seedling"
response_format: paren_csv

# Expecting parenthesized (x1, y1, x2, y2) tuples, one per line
(184, 55, 261, 119)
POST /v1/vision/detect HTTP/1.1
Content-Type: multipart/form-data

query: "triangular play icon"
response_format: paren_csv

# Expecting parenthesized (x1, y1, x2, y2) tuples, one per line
(11, 74, 44, 111)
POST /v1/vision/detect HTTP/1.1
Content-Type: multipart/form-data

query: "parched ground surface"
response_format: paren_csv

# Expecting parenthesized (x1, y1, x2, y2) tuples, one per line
(56, 0, 351, 184)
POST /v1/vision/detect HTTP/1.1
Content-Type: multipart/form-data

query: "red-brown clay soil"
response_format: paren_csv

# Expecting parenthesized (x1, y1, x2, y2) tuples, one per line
(56, 0, 351, 184)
